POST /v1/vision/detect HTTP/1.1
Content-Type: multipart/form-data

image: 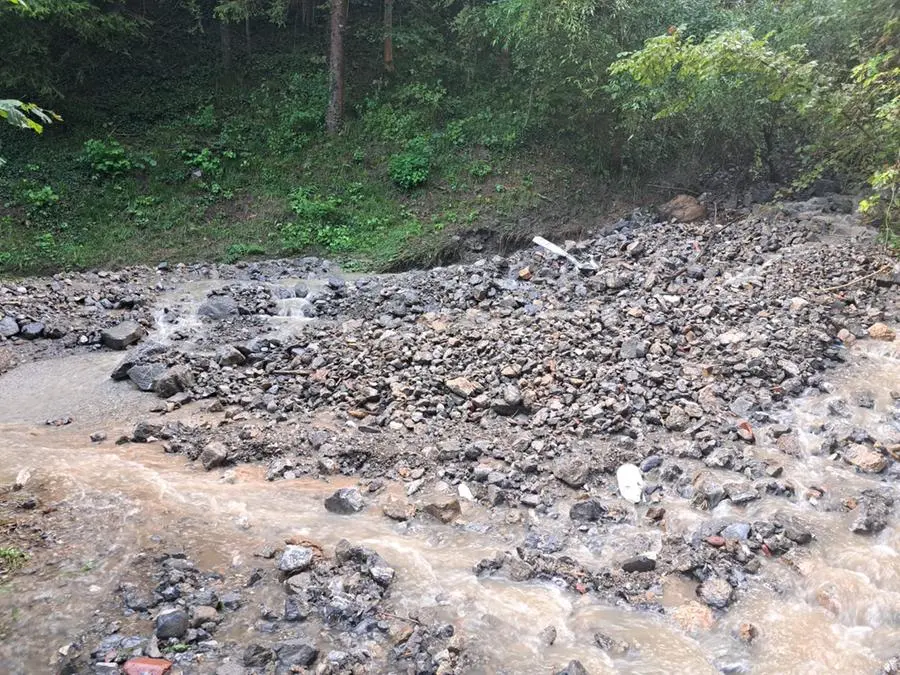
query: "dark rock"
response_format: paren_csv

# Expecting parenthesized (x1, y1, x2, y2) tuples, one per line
(216, 346, 246, 366)
(155, 608, 189, 639)
(278, 546, 314, 574)
(243, 643, 274, 667)
(556, 660, 590, 675)
(19, 322, 44, 340)
(153, 365, 194, 398)
(102, 321, 146, 350)
(593, 631, 629, 654)
(276, 641, 318, 667)
(422, 498, 461, 523)
(127, 364, 166, 392)
(569, 499, 606, 522)
(324, 487, 365, 514)
(621, 555, 656, 573)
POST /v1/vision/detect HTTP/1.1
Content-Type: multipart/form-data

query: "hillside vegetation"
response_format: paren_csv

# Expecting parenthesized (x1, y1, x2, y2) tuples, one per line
(0, 0, 897, 274)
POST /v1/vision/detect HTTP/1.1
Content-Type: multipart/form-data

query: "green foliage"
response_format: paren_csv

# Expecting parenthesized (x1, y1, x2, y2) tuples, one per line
(22, 183, 58, 209)
(468, 159, 492, 180)
(389, 138, 431, 190)
(224, 242, 267, 263)
(0, 99, 57, 132)
(608, 28, 817, 175)
(0, 547, 27, 572)
(80, 138, 137, 178)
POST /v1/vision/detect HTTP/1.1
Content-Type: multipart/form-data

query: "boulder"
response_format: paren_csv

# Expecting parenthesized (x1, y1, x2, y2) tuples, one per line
(153, 365, 194, 398)
(155, 608, 189, 639)
(658, 194, 707, 222)
(279, 545, 314, 574)
(128, 364, 166, 392)
(324, 487, 365, 514)
(102, 320, 146, 350)
(0, 315, 18, 338)
(18, 322, 44, 340)
(199, 441, 229, 470)
(198, 296, 238, 320)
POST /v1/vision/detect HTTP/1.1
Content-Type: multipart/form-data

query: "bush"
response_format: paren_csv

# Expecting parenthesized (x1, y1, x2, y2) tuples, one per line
(389, 138, 431, 189)
(80, 138, 136, 178)
(282, 188, 354, 252)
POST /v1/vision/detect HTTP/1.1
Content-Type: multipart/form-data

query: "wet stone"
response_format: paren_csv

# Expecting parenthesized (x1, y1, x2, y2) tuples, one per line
(423, 498, 461, 523)
(198, 295, 238, 320)
(569, 498, 606, 522)
(383, 496, 416, 521)
(243, 643, 274, 667)
(276, 640, 319, 667)
(593, 631, 629, 655)
(102, 320, 146, 350)
(324, 487, 365, 514)
(538, 626, 558, 646)
(279, 545, 314, 574)
(699, 577, 733, 609)
(128, 364, 166, 392)
(621, 555, 656, 573)
(556, 660, 590, 675)
(18, 321, 44, 340)
(199, 441, 229, 470)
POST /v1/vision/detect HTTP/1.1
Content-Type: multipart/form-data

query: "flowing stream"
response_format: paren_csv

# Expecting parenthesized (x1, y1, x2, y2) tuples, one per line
(0, 279, 897, 674)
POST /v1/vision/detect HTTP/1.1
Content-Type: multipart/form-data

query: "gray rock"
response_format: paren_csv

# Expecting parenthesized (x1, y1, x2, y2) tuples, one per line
(699, 577, 733, 608)
(553, 457, 590, 488)
(539, 625, 558, 646)
(127, 363, 166, 391)
(0, 315, 18, 337)
(243, 643, 274, 667)
(110, 340, 168, 380)
(198, 296, 238, 320)
(101, 320, 145, 350)
(850, 493, 892, 534)
(276, 641, 319, 667)
(620, 337, 648, 359)
(199, 441, 229, 470)
(155, 608, 189, 638)
(383, 496, 416, 521)
(593, 631, 630, 654)
(279, 545, 314, 574)
(422, 498, 461, 523)
(216, 345, 246, 366)
(324, 487, 365, 514)
(19, 322, 44, 340)
(721, 522, 751, 540)
(153, 365, 194, 398)
(569, 498, 606, 522)
(556, 661, 590, 675)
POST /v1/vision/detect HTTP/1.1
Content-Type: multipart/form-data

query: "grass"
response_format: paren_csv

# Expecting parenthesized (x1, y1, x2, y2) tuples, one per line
(0, 54, 571, 276)
(0, 547, 27, 572)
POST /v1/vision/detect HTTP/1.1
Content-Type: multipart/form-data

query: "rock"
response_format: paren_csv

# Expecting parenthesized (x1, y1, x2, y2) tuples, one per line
(721, 522, 751, 540)
(123, 657, 173, 675)
(153, 365, 194, 398)
(659, 194, 706, 222)
(324, 487, 365, 514)
(383, 497, 416, 521)
(127, 364, 166, 391)
(621, 555, 656, 573)
(844, 444, 887, 473)
(18, 322, 44, 340)
(569, 498, 606, 522)
(778, 515, 812, 544)
(216, 345, 246, 366)
(692, 472, 725, 510)
(102, 321, 146, 350)
(616, 463, 644, 504)
(155, 608, 189, 639)
(243, 643, 274, 667)
(664, 405, 690, 431)
(423, 498, 461, 523)
(739, 622, 758, 644)
(672, 601, 715, 632)
(199, 441, 229, 470)
(279, 545, 314, 574)
(444, 377, 483, 398)
(556, 660, 590, 675)
(867, 323, 896, 341)
(593, 632, 629, 655)
(0, 315, 18, 337)
(850, 494, 892, 534)
(276, 640, 319, 667)
(198, 296, 238, 320)
(538, 625, 557, 646)
(620, 337, 648, 359)
(699, 577, 733, 608)
(190, 605, 219, 627)
(553, 457, 590, 488)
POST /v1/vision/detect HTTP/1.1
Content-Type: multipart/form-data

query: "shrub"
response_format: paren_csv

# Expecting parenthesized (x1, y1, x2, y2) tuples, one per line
(80, 138, 135, 178)
(389, 138, 431, 189)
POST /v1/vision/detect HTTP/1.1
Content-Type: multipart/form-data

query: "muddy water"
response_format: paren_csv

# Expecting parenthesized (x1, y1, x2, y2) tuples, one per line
(0, 314, 898, 673)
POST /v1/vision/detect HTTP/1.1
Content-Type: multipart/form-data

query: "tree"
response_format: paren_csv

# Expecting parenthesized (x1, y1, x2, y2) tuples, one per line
(383, 0, 394, 72)
(326, 0, 348, 133)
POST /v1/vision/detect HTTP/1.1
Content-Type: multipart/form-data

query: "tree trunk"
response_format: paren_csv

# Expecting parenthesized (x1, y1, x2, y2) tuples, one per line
(300, 0, 314, 31)
(245, 14, 251, 56)
(220, 20, 232, 72)
(326, 0, 348, 133)
(383, 0, 394, 73)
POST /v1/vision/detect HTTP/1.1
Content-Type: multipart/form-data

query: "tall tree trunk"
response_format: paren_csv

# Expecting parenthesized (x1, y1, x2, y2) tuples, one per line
(326, 0, 348, 133)
(245, 14, 251, 56)
(383, 0, 394, 73)
(300, 0, 314, 31)
(220, 20, 232, 72)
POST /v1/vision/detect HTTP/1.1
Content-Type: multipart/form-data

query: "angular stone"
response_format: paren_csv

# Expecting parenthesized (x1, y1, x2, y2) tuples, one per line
(620, 337, 648, 359)
(569, 498, 606, 522)
(556, 661, 589, 675)
(844, 444, 887, 473)
(383, 496, 416, 521)
(444, 377, 483, 398)
(198, 296, 238, 320)
(155, 608, 189, 639)
(658, 194, 706, 222)
(127, 364, 166, 392)
(553, 457, 589, 488)
(102, 320, 146, 350)
(324, 487, 365, 514)
(18, 321, 44, 340)
(153, 365, 194, 398)
(216, 345, 246, 366)
(699, 577, 733, 608)
(0, 315, 18, 337)
(621, 555, 656, 573)
(123, 657, 173, 675)
(199, 441, 229, 470)
(279, 545, 314, 574)
(190, 605, 219, 627)
(867, 323, 896, 341)
(422, 498, 461, 523)
(276, 641, 319, 667)
(672, 601, 714, 632)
